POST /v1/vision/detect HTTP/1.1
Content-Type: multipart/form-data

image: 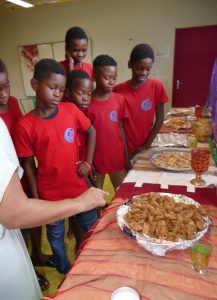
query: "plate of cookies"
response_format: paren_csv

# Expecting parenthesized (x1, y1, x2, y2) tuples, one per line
(117, 192, 210, 256)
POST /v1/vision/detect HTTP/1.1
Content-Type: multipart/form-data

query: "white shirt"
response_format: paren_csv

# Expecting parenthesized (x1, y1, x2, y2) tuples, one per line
(0, 119, 42, 300)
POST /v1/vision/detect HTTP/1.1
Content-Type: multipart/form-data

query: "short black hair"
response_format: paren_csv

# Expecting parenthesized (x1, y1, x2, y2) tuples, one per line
(65, 26, 88, 48)
(0, 59, 7, 73)
(33, 59, 66, 81)
(93, 55, 117, 70)
(67, 69, 90, 90)
(130, 44, 155, 63)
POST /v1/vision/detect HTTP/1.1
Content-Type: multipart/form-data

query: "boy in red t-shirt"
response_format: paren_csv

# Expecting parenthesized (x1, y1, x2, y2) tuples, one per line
(64, 69, 94, 243)
(66, 69, 93, 165)
(0, 59, 23, 139)
(59, 26, 93, 78)
(114, 43, 169, 156)
(14, 59, 98, 275)
(87, 55, 128, 190)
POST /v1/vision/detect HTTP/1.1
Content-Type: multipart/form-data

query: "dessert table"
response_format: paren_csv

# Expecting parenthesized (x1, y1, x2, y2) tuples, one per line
(43, 109, 217, 300)
(43, 181, 217, 300)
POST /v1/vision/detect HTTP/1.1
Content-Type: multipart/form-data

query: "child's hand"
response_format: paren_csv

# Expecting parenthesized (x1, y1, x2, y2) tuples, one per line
(76, 161, 91, 177)
(65, 47, 74, 70)
(90, 165, 97, 183)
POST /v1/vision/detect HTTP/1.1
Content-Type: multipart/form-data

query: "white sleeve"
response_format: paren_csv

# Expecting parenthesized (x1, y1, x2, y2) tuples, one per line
(0, 119, 23, 203)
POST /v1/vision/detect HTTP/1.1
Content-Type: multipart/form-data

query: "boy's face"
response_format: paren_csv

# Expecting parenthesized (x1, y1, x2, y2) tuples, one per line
(67, 78, 93, 111)
(68, 39, 88, 63)
(129, 58, 153, 83)
(94, 66, 117, 94)
(0, 71, 10, 106)
(31, 73, 66, 109)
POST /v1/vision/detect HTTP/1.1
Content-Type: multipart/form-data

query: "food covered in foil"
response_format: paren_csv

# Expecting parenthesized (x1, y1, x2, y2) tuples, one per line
(151, 150, 191, 171)
(164, 117, 193, 130)
(152, 133, 194, 147)
(117, 193, 210, 256)
(166, 108, 194, 118)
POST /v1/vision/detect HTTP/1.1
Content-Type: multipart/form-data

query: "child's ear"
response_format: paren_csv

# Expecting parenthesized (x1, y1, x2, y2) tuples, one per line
(128, 60, 132, 69)
(31, 78, 38, 91)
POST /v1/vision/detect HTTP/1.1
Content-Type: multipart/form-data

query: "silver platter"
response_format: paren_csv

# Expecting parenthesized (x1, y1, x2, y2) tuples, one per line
(117, 193, 210, 256)
(150, 149, 191, 172)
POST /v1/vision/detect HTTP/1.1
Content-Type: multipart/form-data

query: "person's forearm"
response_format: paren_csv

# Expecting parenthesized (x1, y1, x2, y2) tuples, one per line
(142, 119, 163, 149)
(141, 103, 165, 150)
(119, 120, 130, 167)
(86, 126, 96, 164)
(0, 173, 105, 229)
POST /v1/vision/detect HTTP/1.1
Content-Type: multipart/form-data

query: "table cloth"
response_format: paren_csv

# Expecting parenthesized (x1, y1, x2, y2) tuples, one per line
(43, 181, 217, 300)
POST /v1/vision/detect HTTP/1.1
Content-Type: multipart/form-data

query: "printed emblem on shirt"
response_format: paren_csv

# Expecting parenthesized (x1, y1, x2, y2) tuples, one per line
(64, 128, 74, 143)
(141, 99, 152, 111)
(109, 110, 118, 122)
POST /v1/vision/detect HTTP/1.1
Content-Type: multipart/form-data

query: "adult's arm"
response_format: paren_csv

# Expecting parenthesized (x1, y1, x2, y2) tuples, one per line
(0, 172, 106, 229)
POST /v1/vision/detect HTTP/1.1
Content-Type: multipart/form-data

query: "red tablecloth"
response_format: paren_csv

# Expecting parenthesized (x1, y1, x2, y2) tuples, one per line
(43, 183, 217, 300)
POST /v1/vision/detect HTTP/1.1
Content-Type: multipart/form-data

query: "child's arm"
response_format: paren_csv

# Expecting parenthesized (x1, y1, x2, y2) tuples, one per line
(135, 103, 164, 153)
(77, 124, 96, 177)
(19, 156, 39, 198)
(119, 120, 131, 170)
(65, 46, 74, 71)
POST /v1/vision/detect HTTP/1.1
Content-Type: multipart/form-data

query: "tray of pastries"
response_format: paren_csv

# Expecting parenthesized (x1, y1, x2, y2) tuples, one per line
(150, 149, 191, 171)
(117, 192, 210, 256)
(163, 117, 193, 130)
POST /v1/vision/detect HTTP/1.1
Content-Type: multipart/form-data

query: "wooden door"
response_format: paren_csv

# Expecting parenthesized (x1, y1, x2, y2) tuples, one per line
(172, 25, 217, 107)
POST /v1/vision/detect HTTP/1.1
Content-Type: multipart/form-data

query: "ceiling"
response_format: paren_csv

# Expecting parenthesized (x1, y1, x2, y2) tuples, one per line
(1, 0, 82, 9)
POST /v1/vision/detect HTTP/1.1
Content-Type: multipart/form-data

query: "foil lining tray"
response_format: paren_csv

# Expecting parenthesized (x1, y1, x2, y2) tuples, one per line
(152, 133, 194, 147)
(166, 107, 195, 118)
(117, 193, 210, 256)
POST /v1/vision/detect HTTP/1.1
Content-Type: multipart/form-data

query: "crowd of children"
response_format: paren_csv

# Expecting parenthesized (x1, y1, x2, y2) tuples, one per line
(0, 25, 169, 291)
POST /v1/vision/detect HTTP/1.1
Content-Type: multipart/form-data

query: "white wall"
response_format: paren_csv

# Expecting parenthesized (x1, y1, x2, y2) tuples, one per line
(0, 0, 217, 111)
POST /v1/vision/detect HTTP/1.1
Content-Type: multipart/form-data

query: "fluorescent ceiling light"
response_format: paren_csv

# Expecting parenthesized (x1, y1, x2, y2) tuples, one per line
(6, 0, 34, 8)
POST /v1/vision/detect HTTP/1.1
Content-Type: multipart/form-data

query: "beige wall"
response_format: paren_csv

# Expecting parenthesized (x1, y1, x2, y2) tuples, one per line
(0, 0, 217, 111)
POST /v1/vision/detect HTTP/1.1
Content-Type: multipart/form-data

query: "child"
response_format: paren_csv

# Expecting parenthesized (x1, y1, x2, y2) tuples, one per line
(65, 69, 95, 241)
(65, 69, 94, 243)
(0, 59, 51, 291)
(114, 43, 169, 156)
(0, 59, 23, 139)
(87, 55, 128, 190)
(14, 59, 98, 275)
(60, 26, 93, 77)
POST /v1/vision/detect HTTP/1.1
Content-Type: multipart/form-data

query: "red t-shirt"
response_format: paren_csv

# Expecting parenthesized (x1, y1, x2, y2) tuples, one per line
(0, 96, 23, 140)
(77, 130, 88, 161)
(87, 92, 126, 174)
(59, 60, 93, 77)
(14, 103, 90, 201)
(114, 79, 169, 153)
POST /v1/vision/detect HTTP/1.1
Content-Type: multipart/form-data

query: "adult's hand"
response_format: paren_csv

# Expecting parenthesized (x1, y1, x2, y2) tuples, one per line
(76, 187, 108, 213)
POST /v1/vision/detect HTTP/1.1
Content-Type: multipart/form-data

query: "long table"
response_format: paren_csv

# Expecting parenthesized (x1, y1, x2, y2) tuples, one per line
(43, 112, 217, 300)
(43, 178, 217, 300)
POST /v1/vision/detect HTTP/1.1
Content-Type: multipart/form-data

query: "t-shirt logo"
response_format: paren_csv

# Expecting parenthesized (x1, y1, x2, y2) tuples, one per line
(141, 99, 152, 111)
(110, 110, 118, 122)
(64, 128, 74, 143)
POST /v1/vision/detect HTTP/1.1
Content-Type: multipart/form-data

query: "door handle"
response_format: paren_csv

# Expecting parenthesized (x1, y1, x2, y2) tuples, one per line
(176, 80, 182, 90)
